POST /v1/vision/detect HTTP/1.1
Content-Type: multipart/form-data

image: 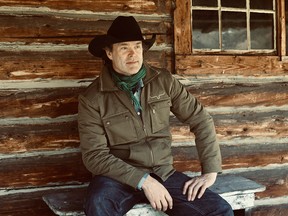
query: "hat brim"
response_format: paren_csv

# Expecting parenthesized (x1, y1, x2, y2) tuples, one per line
(88, 34, 156, 57)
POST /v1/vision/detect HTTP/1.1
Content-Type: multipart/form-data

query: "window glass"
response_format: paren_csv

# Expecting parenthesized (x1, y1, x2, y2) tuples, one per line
(221, 0, 246, 8)
(250, 13, 274, 49)
(191, 0, 275, 52)
(192, 10, 219, 49)
(222, 12, 247, 49)
(250, 0, 273, 10)
(192, 0, 217, 7)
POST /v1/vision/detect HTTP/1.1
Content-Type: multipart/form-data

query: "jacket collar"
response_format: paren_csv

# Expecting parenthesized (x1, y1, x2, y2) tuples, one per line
(99, 62, 160, 92)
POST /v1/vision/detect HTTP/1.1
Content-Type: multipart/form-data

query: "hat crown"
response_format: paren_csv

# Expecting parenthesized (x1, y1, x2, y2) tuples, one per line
(107, 16, 144, 42)
(88, 16, 155, 57)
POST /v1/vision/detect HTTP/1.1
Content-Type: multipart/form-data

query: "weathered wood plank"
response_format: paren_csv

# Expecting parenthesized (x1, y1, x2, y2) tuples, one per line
(174, 0, 191, 55)
(42, 174, 265, 215)
(0, 152, 90, 189)
(1, 82, 287, 118)
(212, 110, 288, 139)
(1, 109, 287, 154)
(0, 191, 56, 216)
(236, 165, 288, 200)
(0, 88, 83, 118)
(187, 82, 288, 107)
(251, 204, 288, 216)
(173, 142, 288, 172)
(0, 160, 286, 215)
(0, 120, 79, 154)
(1, 108, 287, 154)
(176, 55, 288, 76)
(0, 186, 87, 216)
(0, 145, 287, 191)
(0, 0, 172, 15)
(0, 50, 172, 80)
(0, 14, 171, 44)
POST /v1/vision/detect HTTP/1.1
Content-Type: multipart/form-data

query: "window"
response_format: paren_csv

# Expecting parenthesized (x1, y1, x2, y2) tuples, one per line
(174, 0, 287, 75)
(191, 0, 276, 53)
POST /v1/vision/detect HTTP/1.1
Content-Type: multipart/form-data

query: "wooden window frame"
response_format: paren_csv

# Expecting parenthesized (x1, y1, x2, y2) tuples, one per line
(174, 0, 287, 68)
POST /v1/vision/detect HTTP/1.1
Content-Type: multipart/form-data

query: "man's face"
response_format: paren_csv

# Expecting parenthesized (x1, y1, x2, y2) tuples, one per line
(105, 41, 143, 76)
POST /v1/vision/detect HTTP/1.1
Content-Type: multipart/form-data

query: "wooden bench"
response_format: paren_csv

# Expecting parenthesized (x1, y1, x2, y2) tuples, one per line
(43, 174, 265, 216)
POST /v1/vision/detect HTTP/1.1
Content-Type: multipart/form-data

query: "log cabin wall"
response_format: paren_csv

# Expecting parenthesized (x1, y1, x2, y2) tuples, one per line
(0, 0, 287, 215)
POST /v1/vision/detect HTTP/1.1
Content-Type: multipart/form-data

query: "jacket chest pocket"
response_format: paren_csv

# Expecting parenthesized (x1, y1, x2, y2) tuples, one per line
(103, 111, 138, 146)
(148, 97, 171, 133)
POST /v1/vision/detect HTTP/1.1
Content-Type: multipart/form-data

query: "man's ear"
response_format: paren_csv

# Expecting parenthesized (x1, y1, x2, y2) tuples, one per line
(104, 48, 113, 60)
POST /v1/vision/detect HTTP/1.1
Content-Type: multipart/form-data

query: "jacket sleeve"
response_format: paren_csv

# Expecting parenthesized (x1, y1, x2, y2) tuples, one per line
(78, 94, 146, 188)
(169, 75, 222, 174)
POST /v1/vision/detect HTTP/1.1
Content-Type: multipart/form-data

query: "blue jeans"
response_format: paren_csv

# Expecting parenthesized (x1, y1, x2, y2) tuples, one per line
(84, 171, 234, 216)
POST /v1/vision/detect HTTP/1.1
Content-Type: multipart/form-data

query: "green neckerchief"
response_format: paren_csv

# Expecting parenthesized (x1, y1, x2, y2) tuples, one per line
(110, 65, 146, 111)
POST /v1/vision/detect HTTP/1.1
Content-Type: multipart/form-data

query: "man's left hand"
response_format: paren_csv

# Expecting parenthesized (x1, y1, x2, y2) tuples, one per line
(182, 172, 217, 201)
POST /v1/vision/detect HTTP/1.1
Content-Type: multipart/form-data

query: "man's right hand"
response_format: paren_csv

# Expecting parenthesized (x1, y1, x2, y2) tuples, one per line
(141, 175, 173, 212)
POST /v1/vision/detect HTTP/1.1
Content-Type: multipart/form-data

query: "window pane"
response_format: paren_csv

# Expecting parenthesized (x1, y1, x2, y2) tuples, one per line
(192, 10, 219, 49)
(192, 0, 217, 7)
(221, 0, 246, 8)
(250, 13, 273, 49)
(250, 0, 273, 10)
(222, 12, 247, 50)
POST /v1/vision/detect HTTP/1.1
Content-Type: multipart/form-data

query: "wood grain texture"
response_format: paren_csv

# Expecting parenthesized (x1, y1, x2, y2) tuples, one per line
(0, 0, 172, 14)
(0, 152, 90, 189)
(0, 50, 172, 80)
(176, 55, 288, 76)
(251, 204, 288, 216)
(0, 120, 79, 154)
(1, 110, 287, 154)
(0, 145, 287, 189)
(1, 82, 286, 117)
(0, 14, 172, 44)
(0, 88, 83, 118)
(174, 0, 191, 54)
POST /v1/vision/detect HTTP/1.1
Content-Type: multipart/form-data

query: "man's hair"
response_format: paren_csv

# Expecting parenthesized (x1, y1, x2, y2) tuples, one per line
(102, 45, 113, 65)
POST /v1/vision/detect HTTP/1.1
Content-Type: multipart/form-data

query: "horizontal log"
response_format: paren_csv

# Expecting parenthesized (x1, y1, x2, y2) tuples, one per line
(0, 142, 287, 190)
(1, 81, 287, 118)
(0, 0, 172, 15)
(176, 55, 288, 76)
(0, 152, 90, 189)
(0, 163, 287, 216)
(0, 14, 171, 44)
(237, 165, 288, 200)
(0, 120, 79, 154)
(187, 82, 288, 107)
(212, 110, 288, 139)
(0, 186, 86, 216)
(0, 50, 172, 80)
(173, 143, 288, 172)
(0, 88, 83, 118)
(0, 113, 286, 154)
(251, 204, 288, 216)
(0, 189, 56, 216)
(1, 109, 287, 154)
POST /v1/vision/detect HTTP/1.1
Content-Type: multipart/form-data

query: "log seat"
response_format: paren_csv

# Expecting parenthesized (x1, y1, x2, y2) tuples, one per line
(42, 173, 265, 216)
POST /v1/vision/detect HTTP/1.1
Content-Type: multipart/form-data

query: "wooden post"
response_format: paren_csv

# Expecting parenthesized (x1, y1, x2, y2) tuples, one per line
(174, 0, 192, 55)
(278, 0, 286, 59)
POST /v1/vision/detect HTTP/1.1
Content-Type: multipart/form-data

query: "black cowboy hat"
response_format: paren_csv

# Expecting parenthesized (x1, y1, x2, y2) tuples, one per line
(88, 16, 156, 57)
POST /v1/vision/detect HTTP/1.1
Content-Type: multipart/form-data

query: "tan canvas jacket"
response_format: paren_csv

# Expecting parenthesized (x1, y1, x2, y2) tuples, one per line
(78, 63, 222, 189)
